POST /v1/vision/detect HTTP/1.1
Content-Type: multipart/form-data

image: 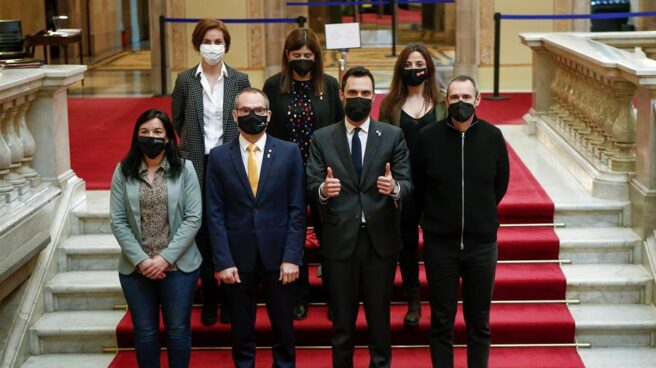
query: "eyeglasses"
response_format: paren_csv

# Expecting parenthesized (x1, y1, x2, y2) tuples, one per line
(235, 107, 268, 116)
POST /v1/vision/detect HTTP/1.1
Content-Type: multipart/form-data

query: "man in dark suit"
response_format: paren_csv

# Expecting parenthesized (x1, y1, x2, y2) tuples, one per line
(206, 88, 306, 368)
(171, 19, 251, 326)
(306, 66, 412, 368)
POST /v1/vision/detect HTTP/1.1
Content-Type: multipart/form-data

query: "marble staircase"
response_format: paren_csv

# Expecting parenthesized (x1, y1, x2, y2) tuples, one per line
(502, 125, 656, 367)
(17, 126, 656, 367)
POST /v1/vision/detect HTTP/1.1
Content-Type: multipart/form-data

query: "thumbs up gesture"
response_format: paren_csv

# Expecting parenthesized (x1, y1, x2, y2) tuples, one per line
(377, 162, 397, 196)
(321, 167, 341, 198)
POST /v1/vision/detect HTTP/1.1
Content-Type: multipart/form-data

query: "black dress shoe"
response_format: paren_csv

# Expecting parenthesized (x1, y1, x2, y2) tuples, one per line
(201, 303, 217, 326)
(219, 305, 231, 324)
(293, 304, 308, 320)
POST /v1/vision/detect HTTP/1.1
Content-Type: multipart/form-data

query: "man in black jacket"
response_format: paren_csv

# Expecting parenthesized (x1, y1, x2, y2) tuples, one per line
(413, 75, 510, 368)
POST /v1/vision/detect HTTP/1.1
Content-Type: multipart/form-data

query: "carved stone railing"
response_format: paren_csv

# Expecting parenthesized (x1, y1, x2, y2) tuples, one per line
(0, 65, 86, 311)
(521, 31, 656, 238)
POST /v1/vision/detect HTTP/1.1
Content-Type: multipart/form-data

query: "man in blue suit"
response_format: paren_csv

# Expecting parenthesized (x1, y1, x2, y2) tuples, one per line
(206, 88, 306, 368)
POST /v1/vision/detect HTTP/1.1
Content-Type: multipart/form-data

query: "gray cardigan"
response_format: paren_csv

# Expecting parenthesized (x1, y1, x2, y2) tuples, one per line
(109, 160, 202, 275)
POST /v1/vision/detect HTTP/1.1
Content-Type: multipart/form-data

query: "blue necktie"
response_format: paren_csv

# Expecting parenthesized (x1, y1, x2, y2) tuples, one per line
(351, 127, 362, 180)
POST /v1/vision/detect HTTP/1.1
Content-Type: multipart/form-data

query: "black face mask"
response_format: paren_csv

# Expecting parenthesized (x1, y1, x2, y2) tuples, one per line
(344, 97, 372, 122)
(448, 100, 476, 123)
(401, 68, 429, 86)
(238, 112, 268, 135)
(137, 136, 166, 159)
(289, 59, 314, 77)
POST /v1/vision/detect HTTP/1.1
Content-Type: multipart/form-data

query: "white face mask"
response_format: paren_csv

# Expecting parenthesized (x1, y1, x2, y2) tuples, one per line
(200, 44, 225, 65)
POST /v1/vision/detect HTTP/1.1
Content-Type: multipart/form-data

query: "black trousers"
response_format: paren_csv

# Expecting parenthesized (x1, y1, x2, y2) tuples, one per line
(423, 232, 497, 368)
(197, 155, 226, 308)
(323, 227, 397, 368)
(399, 194, 421, 290)
(225, 254, 295, 368)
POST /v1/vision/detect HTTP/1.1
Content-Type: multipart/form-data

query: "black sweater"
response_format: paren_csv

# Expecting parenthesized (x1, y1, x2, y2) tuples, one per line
(412, 116, 510, 248)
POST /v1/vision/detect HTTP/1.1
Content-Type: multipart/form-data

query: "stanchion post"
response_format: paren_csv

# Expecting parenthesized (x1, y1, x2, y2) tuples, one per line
(485, 12, 508, 101)
(391, 0, 397, 57)
(296, 16, 307, 28)
(338, 48, 349, 82)
(159, 15, 167, 96)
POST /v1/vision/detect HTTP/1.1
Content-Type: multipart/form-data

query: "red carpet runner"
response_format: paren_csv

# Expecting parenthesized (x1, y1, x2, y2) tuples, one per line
(68, 93, 527, 190)
(65, 96, 583, 367)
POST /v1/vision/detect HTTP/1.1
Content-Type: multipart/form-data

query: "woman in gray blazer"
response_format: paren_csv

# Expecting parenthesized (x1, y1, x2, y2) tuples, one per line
(110, 109, 202, 368)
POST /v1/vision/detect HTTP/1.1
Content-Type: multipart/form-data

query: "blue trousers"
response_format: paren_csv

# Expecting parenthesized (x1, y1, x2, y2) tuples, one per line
(119, 268, 200, 368)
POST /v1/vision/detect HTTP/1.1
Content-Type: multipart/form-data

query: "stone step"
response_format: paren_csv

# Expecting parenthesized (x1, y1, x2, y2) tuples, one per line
(46, 262, 653, 312)
(577, 347, 656, 368)
(29, 311, 123, 354)
(60, 226, 642, 273)
(557, 227, 642, 264)
(562, 264, 652, 304)
(554, 201, 629, 228)
(72, 190, 630, 237)
(570, 304, 656, 347)
(59, 234, 119, 271)
(44, 271, 123, 312)
(71, 191, 111, 235)
(20, 353, 114, 368)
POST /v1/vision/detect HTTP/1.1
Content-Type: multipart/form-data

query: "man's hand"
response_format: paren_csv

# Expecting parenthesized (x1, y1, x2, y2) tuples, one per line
(321, 167, 341, 198)
(139, 258, 166, 280)
(279, 262, 299, 285)
(377, 162, 396, 195)
(219, 267, 241, 284)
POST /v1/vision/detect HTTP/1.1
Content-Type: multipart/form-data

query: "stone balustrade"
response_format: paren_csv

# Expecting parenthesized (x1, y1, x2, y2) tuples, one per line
(521, 31, 656, 237)
(0, 65, 86, 301)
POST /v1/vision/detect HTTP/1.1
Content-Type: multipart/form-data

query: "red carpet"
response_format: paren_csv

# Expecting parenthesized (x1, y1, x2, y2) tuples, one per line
(111, 347, 584, 368)
(69, 94, 531, 189)
(68, 97, 172, 189)
(67, 96, 582, 367)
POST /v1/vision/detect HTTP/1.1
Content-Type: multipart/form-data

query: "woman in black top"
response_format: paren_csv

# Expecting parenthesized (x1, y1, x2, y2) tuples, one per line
(379, 42, 447, 328)
(263, 28, 343, 320)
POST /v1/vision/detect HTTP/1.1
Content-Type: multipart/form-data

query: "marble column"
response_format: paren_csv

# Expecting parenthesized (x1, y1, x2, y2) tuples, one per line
(454, 0, 479, 79)
(2, 99, 29, 199)
(0, 105, 17, 204)
(26, 66, 86, 185)
(15, 94, 39, 188)
(631, 86, 656, 237)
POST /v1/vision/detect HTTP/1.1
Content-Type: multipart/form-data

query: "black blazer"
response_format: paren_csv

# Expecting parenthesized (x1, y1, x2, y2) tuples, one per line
(263, 73, 344, 140)
(171, 64, 251, 188)
(306, 119, 413, 261)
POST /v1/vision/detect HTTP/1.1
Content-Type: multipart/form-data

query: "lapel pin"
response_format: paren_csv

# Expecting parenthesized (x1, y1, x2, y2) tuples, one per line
(376, 130, 382, 136)
(267, 153, 271, 158)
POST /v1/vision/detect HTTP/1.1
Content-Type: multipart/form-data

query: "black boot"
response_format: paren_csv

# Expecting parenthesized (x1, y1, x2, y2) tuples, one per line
(403, 287, 421, 328)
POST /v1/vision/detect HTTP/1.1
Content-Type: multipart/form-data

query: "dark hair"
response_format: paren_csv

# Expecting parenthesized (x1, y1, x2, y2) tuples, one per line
(341, 66, 375, 92)
(447, 75, 479, 96)
(280, 28, 324, 97)
(120, 109, 182, 180)
(234, 87, 270, 109)
(192, 18, 231, 52)
(380, 43, 440, 126)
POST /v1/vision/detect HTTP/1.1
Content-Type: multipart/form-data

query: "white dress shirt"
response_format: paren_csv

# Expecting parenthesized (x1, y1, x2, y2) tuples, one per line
(238, 133, 267, 179)
(196, 63, 228, 154)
